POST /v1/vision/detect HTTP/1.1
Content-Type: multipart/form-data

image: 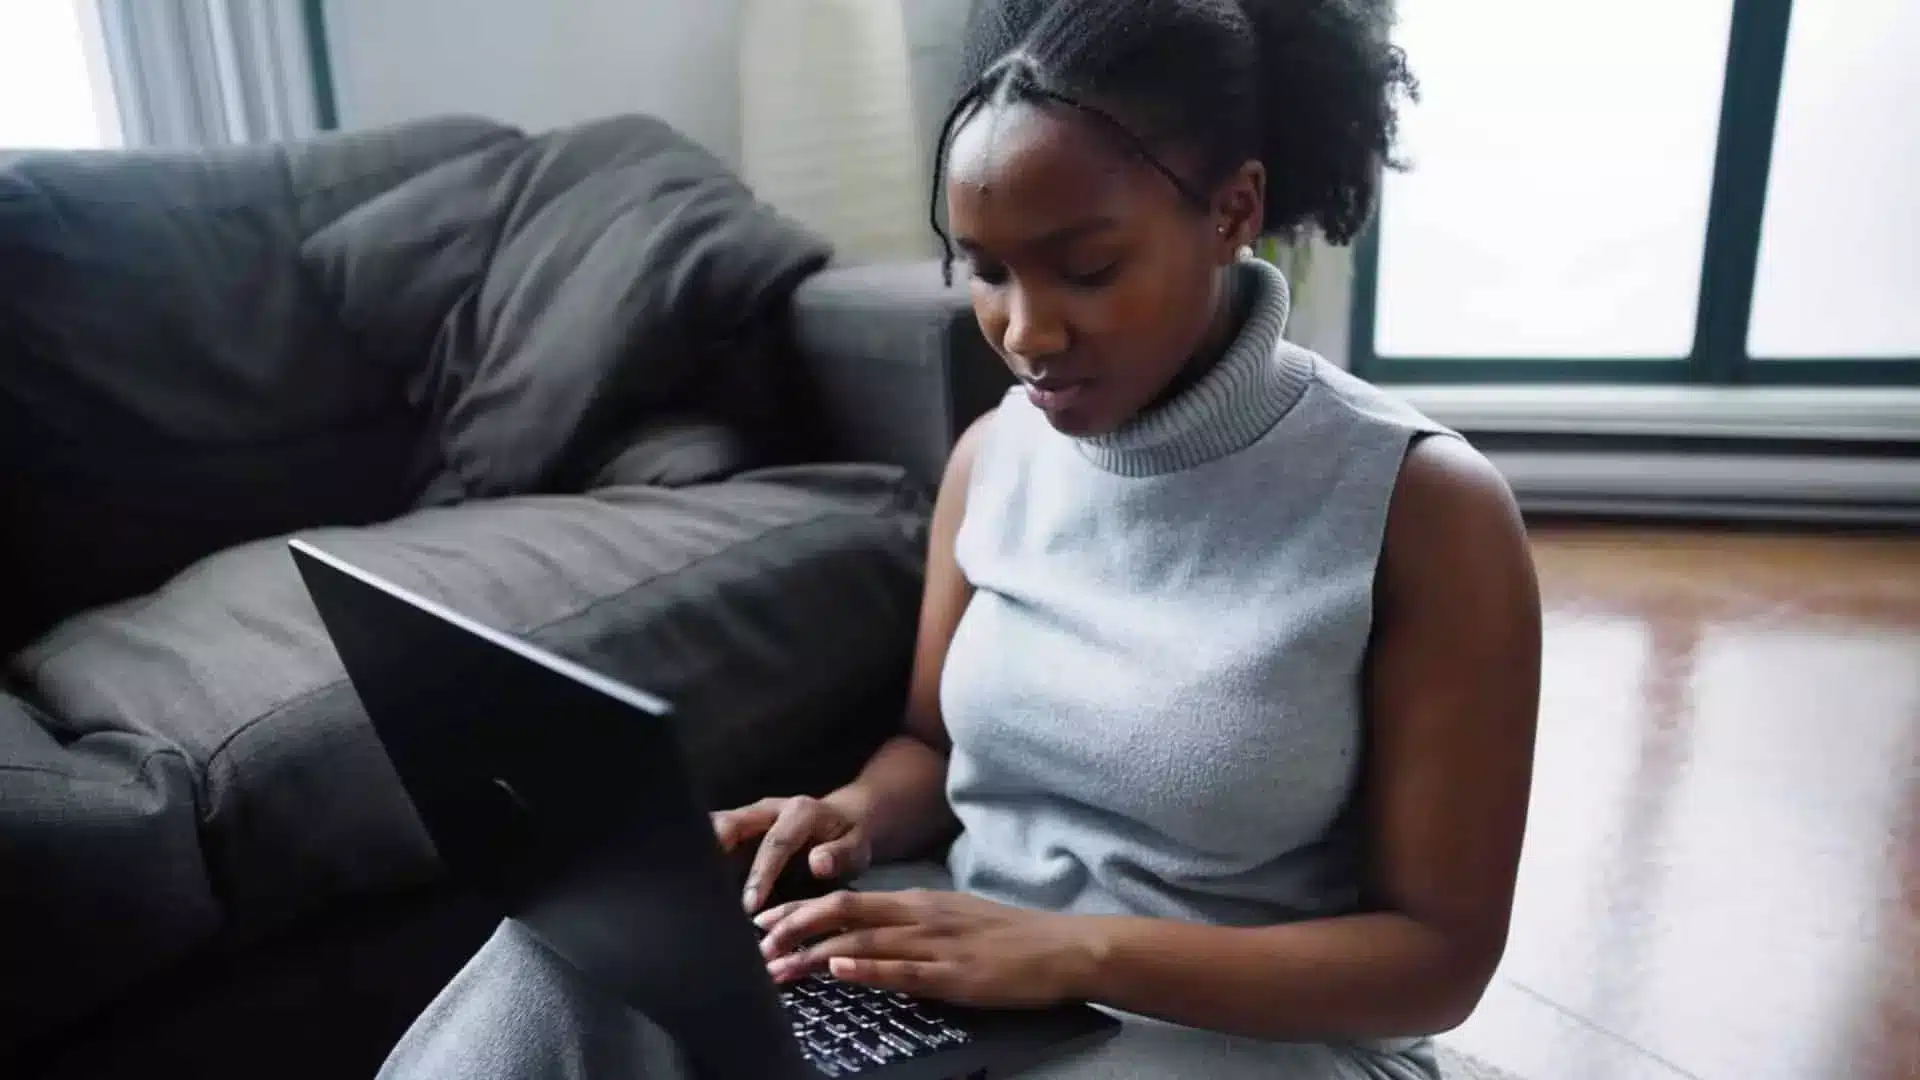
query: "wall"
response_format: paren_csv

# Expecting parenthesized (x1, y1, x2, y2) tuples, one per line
(1285, 242, 1354, 368)
(321, 0, 745, 165)
(317, 0, 1355, 358)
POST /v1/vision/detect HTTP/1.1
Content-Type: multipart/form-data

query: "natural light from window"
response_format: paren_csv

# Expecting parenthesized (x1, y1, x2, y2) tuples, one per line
(1748, 0, 1920, 359)
(0, 2, 118, 150)
(1372, 0, 1735, 360)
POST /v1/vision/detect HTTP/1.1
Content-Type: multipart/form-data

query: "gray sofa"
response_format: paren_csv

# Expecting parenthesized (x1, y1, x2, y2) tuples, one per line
(1, 115, 1007, 1079)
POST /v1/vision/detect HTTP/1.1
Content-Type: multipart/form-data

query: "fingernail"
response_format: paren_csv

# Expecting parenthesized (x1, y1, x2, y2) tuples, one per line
(811, 850, 833, 875)
(742, 885, 758, 910)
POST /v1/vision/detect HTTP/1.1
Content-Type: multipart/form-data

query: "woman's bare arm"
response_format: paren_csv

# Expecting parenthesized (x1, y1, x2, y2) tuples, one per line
(823, 412, 995, 863)
(1063, 436, 1542, 1037)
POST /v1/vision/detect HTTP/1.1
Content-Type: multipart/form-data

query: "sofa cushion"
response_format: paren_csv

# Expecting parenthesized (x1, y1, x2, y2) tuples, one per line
(0, 114, 832, 654)
(301, 114, 833, 503)
(10, 464, 927, 944)
(0, 695, 221, 1049)
(0, 119, 521, 654)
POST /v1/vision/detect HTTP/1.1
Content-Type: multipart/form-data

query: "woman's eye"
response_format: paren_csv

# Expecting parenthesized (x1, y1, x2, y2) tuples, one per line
(969, 262, 1010, 286)
(1064, 262, 1119, 288)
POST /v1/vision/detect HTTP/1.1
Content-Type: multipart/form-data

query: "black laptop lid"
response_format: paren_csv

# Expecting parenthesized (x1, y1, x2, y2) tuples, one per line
(289, 541, 812, 1080)
(291, 540, 676, 892)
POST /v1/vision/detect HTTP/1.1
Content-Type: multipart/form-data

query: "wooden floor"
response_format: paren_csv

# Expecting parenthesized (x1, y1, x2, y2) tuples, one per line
(1446, 523, 1920, 1080)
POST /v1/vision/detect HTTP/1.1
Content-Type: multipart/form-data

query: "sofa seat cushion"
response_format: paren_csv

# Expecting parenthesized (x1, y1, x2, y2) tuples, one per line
(0, 695, 222, 1048)
(10, 464, 927, 943)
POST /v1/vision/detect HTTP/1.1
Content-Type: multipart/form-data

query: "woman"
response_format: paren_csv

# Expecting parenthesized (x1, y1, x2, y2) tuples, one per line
(382, 0, 1541, 1077)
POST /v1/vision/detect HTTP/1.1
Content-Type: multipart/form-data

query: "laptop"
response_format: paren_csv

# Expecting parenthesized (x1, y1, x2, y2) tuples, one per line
(289, 539, 1120, 1080)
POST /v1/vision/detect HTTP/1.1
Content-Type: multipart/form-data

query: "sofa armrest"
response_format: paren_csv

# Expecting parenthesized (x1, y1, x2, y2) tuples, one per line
(788, 261, 1011, 493)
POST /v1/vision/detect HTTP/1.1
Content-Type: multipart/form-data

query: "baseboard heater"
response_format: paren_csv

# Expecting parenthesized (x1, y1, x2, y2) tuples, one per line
(1479, 448, 1920, 526)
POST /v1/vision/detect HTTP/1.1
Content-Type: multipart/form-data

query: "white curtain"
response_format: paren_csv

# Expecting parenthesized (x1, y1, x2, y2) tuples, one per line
(740, 0, 933, 263)
(94, 0, 322, 148)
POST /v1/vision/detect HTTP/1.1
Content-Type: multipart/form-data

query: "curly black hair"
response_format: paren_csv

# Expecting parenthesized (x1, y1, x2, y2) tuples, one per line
(930, 0, 1417, 280)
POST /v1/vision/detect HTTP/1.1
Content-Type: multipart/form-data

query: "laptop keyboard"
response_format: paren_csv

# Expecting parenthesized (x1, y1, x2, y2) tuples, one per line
(780, 974, 972, 1076)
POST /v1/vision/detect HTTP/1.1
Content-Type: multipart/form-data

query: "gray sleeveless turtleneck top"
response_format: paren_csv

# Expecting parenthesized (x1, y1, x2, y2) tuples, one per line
(941, 257, 1456, 928)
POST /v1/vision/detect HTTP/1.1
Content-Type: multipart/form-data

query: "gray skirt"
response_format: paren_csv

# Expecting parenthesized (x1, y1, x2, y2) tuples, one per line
(378, 862, 1439, 1080)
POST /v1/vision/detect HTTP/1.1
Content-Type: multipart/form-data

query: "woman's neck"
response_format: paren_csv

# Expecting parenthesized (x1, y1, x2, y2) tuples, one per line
(1147, 264, 1251, 412)
(1074, 256, 1311, 477)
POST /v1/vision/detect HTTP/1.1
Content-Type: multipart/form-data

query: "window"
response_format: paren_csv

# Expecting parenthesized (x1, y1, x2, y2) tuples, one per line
(1747, 0, 1920, 361)
(0, 2, 120, 149)
(1352, 0, 1920, 386)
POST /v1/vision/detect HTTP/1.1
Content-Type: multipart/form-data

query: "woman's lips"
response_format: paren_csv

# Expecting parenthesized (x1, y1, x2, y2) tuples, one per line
(1023, 378, 1093, 412)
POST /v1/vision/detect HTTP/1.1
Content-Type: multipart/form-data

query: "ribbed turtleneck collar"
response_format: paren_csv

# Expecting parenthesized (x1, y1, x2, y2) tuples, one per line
(1075, 257, 1311, 477)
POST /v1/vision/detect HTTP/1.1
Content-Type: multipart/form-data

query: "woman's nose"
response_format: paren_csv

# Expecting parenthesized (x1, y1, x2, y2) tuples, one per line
(1000, 287, 1069, 363)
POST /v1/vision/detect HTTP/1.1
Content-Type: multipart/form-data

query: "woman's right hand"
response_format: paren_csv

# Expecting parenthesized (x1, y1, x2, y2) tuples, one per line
(712, 795, 872, 913)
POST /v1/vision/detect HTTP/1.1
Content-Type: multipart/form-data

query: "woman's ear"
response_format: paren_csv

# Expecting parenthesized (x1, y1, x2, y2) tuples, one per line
(1212, 160, 1266, 260)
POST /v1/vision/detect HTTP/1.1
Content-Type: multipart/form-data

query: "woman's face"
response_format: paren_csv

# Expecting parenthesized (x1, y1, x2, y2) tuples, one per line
(945, 101, 1251, 436)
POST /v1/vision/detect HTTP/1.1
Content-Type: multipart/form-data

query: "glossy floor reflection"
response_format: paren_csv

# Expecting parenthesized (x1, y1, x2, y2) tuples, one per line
(1445, 523, 1920, 1080)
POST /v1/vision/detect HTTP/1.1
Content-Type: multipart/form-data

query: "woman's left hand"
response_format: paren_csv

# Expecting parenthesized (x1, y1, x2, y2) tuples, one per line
(754, 889, 1099, 1008)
